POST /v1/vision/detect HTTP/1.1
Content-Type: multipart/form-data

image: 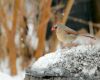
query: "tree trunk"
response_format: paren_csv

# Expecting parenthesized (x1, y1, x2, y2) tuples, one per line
(92, 0, 100, 23)
(7, 32, 17, 75)
(61, 0, 74, 23)
(9, 0, 20, 75)
(0, 0, 20, 75)
(34, 0, 52, 59)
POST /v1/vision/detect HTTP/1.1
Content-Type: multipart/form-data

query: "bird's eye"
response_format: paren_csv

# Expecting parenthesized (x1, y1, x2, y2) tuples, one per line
(54, 25, 57, 29)
(54, 24, 58, 29)
(55, 26, 57, 29)
(67, 32, 71, 34)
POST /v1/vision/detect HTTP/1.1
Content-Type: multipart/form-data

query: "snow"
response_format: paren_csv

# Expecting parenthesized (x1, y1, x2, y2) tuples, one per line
(82, 66, 97, 75)
(0, 72, 13, 80)
(32, 45, 89, 69)
(0, 71, 25, 80)
(31, 44, 100, 76)
(31, 50, 62, 69)
(0, 57, 25, 80)
(26, 23, 38, 50)
(12, 71, 25, 80)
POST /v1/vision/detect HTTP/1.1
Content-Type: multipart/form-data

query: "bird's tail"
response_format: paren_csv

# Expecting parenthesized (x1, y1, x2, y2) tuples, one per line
(80, 34, 96, 40)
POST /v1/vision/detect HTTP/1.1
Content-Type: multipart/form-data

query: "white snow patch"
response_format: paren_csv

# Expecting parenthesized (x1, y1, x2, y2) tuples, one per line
(0, 57, 25, 80)
(0, 57, 10, 74)
(0, 71, 25, 80)
(0, 72, 13, 80)
(82, 67, 97, 75)
(32, 52, 57, 69)
(12, 71, 25, 80)
(26, 23, 38, 50)
(32, 49, 64, 69)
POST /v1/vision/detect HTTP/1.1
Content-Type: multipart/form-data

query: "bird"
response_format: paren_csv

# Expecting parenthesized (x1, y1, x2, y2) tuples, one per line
(51, 23, 96, 46)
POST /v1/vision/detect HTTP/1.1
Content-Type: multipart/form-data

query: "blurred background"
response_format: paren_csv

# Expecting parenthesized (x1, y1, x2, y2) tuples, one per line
(0, 0, 100, 80)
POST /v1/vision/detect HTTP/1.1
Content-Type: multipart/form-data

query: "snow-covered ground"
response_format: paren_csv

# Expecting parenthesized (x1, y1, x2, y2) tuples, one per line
(30, 42, 100, 77)
(0, 72, 13, 80)
(0, 58, 25, 80)
(32, 45, 100, 70)
(0, 72, 25, 80)
(31, 38, 100, 70)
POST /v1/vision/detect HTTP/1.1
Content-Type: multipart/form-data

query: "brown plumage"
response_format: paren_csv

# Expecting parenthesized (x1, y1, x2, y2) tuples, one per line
(51, 23, 95, 44)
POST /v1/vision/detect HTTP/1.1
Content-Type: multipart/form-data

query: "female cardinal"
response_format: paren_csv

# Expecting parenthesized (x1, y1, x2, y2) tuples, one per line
(51, 23, 95, 46)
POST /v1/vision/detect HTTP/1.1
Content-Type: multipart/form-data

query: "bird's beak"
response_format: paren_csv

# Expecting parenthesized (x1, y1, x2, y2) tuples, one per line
(51, 27, 56, 31)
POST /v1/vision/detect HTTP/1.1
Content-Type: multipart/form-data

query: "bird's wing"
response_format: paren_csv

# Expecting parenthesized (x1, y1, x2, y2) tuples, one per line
(64, 26, 78, 35)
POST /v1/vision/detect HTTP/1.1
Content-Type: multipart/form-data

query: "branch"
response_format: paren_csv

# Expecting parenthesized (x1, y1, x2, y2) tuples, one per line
(61, 0, 74, 24)
(12, 0, 20, 36)
(34, 0, 52, 59)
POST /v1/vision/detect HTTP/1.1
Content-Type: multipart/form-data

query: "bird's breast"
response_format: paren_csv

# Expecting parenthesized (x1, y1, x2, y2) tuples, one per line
(56, 28, 77, 43)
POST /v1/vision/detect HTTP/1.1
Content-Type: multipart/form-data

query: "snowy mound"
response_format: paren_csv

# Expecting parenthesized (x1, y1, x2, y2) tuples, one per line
(27, 45, 100, 79)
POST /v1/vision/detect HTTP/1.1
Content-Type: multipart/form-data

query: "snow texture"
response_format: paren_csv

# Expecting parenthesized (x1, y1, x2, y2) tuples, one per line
(0, 72, 13, 80)
(25, 44, 100, 80)
(0, 58, 25, 80)
(0, 72, 25, 80)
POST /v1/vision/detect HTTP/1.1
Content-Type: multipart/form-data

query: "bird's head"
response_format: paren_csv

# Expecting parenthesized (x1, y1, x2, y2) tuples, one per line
(51, 23, 64, 31)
